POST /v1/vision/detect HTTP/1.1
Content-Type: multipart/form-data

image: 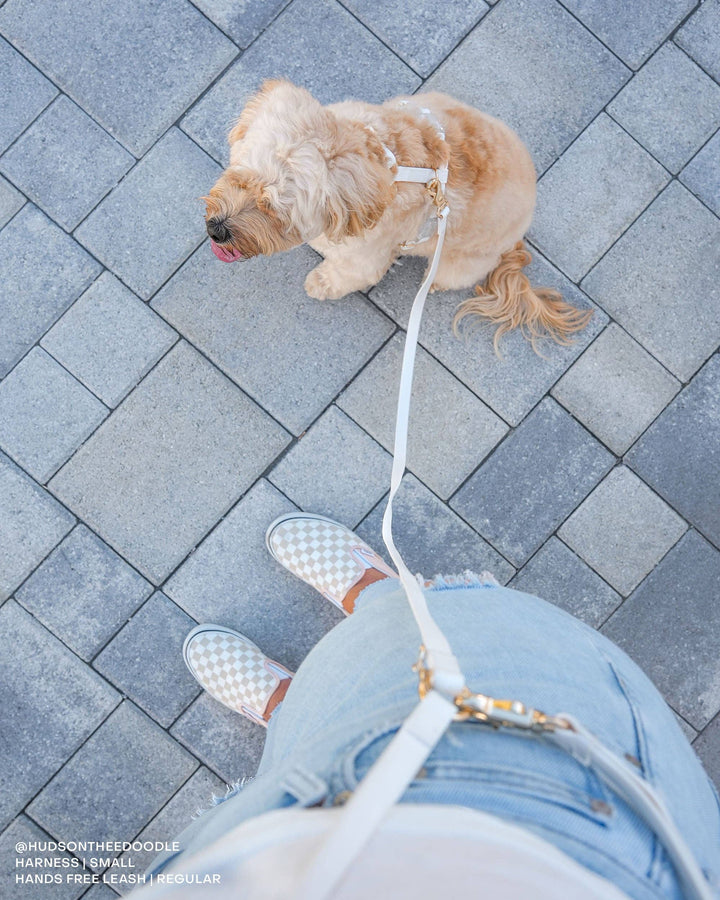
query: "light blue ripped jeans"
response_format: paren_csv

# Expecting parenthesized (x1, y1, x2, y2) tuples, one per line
(148, 576, 720, 899)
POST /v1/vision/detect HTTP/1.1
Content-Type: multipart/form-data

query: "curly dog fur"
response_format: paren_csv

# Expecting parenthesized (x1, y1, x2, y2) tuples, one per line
(204, 80, 591, 349)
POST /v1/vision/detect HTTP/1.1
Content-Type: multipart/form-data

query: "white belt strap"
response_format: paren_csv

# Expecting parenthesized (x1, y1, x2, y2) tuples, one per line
(548, 718, 715, 900)
(292, 130, 714, 900)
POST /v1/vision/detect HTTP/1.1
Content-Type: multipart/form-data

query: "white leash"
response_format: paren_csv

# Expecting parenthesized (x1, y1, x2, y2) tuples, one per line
(293, 152, 460, 900)
(293, 121, 715, 900)
(379, 197, 465, 698)
(548, 718, 716, 900)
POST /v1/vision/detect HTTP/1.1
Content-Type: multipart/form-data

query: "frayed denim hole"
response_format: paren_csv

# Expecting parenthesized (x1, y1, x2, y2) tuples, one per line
(423, 570, 500, 592)
(199, 777, 256, 815)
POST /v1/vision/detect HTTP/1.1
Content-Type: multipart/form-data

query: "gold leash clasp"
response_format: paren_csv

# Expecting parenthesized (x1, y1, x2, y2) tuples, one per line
(414, 645, 573, 734)
(425, 177, 448, 216)
(413, 645, 435, 700)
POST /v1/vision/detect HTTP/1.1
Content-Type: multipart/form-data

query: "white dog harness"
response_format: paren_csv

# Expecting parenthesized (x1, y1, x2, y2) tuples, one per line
(382, 102, 450, 249)
(294, 108, 714, 900)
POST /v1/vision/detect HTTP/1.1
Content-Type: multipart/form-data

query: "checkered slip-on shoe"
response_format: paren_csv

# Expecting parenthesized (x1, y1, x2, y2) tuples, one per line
(265, 512, 397, 614)
(183, 625, 293, 727)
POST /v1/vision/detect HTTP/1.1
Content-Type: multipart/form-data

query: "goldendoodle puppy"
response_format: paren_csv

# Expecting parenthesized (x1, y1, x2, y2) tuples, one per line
(204, 79, 590, 348)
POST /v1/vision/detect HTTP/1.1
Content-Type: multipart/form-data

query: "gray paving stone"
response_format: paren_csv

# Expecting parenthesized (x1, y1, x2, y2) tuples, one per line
(171, 694, 265, 785)
(42, 273, 178, 407)
(608, 44, 720, 174)
(115, 766, 224, 894)
(0, 815, 86, 900)
(75, 129, 220, 301)
(530, 114, 668, 281)
(94, 593, 200, 728)
(50, 341, 290, 583)
(552, 323, 680, 455)
(0, 601, 118, 830)
(509, 537, 621, 628)
(425, 0, 629, 173)
(0, 0, 236, 156)
(694, 713, 720, 791)
(355, 474, 515, 584)
(181, 0, 420, 163)
(0, 96, 134, 230)
(627, 354, 720, 548)
(0, 204, 101, 377)
(28, 702, 197, 853)
(582, 181, 720, 382)
(152, 244, 393, 435)
(559, 466, 687, 596)
(342, 0, 489, 77)
(0, 348, 107, 483)
(0, 174, 22, 227)
(0, 452, 74, 602)
(681, 128, 720, 217)
(0, 36, 56, 152)
(339, 333, 508, 499)
(16, 525, 152, 661)
(189, 0, 288, 47)
(370, 251, 606, 426)
(451, 398, 613, 567)
(165, 479, 344, 672)
(602, 530, 720, 729)
(269, 406, 391, 527)
(676, 0, 720, 84)
(559, 0, 695, 69)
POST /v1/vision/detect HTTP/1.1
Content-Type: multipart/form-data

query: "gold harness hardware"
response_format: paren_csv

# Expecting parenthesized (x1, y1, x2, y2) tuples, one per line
(425, 177, 448, 216)
(414, 646, 573, 734)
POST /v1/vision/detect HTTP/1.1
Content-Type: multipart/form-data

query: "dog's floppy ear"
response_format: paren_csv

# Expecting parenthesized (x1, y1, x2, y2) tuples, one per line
(228, 79, 290, 146)
(323, 121, 395, 240)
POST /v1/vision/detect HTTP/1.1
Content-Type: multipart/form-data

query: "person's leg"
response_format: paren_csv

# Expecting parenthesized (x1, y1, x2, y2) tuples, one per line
(262, 573, 720, 898)
(263, 520, 720, 897)
(160, 520, 719, 897)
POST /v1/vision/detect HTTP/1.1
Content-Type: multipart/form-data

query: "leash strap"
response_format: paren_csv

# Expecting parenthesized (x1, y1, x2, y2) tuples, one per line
(292, 125, 714, 900)
(379, 201, 466, 698)
(292, 690, 456, 900)
(547, 718, 715, 900)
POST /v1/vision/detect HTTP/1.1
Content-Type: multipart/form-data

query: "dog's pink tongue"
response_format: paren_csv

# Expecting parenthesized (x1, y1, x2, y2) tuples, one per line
(211, 240, 244, 263)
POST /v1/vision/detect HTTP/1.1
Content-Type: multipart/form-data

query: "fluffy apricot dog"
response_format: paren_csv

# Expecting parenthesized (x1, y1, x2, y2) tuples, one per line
(204, 79, 591, 348)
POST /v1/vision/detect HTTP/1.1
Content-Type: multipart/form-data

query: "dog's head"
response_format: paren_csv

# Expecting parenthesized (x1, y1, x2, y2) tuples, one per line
(204, 80, 394, 262)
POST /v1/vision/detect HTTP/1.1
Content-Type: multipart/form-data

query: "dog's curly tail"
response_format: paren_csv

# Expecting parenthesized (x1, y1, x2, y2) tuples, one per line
(453, 241, 593, 355)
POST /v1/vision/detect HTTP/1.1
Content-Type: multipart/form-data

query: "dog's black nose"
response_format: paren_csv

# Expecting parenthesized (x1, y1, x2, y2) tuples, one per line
(207, 217, 231, 243)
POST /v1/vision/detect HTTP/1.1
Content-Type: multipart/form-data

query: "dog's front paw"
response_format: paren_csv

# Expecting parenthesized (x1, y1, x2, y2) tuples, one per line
(304, 265, 346, 301)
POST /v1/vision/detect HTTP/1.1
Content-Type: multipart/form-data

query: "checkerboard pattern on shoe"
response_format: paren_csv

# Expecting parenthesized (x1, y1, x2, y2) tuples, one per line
(266, 514, 396, 611)
(184, 626, 292, 726)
